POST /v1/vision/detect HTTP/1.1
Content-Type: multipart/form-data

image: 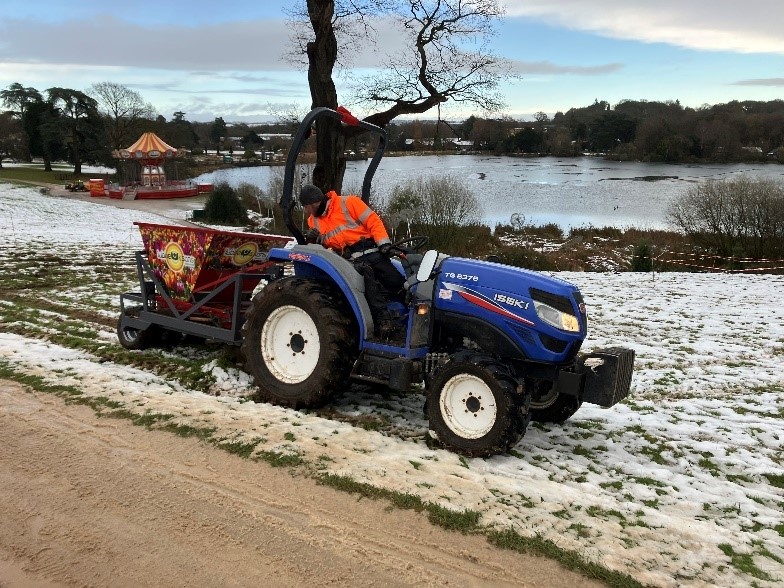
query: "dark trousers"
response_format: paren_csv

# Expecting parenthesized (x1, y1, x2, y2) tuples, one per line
(348, 244, 404, 324)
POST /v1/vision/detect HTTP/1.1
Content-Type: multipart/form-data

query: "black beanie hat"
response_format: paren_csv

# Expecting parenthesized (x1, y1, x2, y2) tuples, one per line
(299, 184, 325, 205)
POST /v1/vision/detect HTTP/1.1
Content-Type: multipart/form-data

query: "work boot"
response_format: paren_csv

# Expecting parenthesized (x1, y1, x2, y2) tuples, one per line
(377, 317, 405, 341)
(378, 318, 397, 337)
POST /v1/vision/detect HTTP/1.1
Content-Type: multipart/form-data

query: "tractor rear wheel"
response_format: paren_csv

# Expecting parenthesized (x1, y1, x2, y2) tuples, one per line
(241, 278, 357, 409)
(427, 351, 529, 457)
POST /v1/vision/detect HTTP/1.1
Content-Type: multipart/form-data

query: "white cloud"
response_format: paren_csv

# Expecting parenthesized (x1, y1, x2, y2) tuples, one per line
(502, 0, 784, 54)
(0, 16, 293, 71)
(733, 78, 784, 87)
(0, 14, 407, 73)
(510, 60, 623, 76)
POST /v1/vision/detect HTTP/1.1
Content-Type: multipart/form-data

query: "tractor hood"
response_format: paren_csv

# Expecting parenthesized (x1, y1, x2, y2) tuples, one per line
(431, 257, 587, 363)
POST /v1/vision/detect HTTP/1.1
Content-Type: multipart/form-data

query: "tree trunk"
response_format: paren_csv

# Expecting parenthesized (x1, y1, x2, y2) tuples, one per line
(72, 129, 82, 175)
(306, 0, 346, 193)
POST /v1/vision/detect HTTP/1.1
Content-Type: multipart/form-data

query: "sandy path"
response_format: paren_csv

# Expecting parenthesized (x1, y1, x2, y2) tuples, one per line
(0, 381, 601, 588)
(43, 184, 207, 222)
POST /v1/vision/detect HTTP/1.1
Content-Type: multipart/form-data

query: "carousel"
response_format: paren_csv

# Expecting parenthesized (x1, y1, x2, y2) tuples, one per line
(107, 132, 212, 199)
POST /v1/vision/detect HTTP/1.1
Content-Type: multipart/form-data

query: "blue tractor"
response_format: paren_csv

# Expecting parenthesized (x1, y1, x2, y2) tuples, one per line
(240, 107, 635, 457)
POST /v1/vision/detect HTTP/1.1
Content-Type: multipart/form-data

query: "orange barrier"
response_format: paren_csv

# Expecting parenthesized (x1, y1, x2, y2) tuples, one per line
(89, 178, 105, 197)
(657, 251, 784, 273)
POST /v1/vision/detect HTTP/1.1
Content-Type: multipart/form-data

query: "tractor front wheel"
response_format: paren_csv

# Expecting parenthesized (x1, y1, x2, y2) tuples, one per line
(241, 278, 357, 409)
(427, 351, 529, 457)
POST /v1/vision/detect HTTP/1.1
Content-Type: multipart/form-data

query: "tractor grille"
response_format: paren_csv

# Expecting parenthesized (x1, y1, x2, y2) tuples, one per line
(539, 333, 568, 354)
(509, 323, 536, 345)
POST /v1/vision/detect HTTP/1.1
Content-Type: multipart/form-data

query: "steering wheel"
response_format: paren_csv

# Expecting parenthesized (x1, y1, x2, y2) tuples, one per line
(391, 235, 429, 254)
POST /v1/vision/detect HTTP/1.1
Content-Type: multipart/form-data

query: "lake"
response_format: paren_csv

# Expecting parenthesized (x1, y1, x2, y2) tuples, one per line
(196, 155, 784, 230)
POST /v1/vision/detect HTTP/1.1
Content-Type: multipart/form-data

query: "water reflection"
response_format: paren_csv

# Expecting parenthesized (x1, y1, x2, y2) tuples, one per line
(197, 155, 784, 230)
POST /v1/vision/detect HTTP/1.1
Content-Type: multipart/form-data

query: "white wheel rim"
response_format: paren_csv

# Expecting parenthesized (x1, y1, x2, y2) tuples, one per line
(122, 328, 139, 342)
(530, 387, 558, 410)
(260, 305, 320, 384)
(439, 373, 497, 439)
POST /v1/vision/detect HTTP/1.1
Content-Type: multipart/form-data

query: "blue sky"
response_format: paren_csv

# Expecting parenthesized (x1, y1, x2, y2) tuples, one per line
(1, 0, 782, 123)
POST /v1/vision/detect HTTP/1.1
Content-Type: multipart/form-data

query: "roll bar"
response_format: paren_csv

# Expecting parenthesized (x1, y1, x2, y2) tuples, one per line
(280, 106, 387, 244)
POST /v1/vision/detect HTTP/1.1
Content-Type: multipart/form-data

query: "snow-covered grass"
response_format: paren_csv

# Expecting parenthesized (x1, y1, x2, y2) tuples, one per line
(1, 183, 783, 587)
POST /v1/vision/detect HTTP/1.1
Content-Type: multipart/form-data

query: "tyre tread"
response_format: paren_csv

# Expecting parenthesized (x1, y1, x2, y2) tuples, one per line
(241, 278, 357, 409)
(428, 350, 529, 457)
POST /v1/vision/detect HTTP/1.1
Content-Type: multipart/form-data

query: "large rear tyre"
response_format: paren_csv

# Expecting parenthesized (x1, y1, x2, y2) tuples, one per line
(529, 384, 582, 423)
(427, 351, 529, 457)
(241, 278, 357, 409)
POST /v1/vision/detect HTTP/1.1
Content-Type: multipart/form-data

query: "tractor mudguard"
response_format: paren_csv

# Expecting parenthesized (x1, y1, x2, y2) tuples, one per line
(268, 244, 374, 339)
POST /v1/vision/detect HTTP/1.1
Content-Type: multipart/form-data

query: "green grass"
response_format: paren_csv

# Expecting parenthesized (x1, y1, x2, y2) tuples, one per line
(426, 504, 481, 532)
(488, 528, 645, 588)
(0, 312, 216, 394)
(0, 164, 110, 184)
(717, 544, 771, 581)
(600, 481, 623, 490)
(698, 455, 722, 477)
(162, 422, 217, 440)
(219, 439, 260, 458)
(763, 473, 784, 489)
(317, 473, 481, 533)
(568, 522, 591, 538)
(257, 450, 304, 468)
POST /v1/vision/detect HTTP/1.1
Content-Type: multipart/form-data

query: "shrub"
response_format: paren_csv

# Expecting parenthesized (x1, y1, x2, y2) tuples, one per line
(495, 218, 564, 241)
(497, 246, 553, 271)
(203, 182, 248, 226)
(236, 182, 275, 216)
(631, 242, 653, 271)
(667, 176, 784, 259)
(385, 175, 482, 251)
(569, 225, 623, 240)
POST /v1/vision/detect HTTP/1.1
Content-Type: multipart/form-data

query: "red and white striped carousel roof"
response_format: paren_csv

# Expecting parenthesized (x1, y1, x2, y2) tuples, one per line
(120, 132, 177, 160)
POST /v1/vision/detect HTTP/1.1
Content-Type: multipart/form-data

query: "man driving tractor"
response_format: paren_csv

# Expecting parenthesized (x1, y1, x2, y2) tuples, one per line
(298, 184, 404, 338)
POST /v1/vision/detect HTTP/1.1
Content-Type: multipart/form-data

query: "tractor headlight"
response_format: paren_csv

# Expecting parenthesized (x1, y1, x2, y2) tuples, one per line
(533, 300, 580, 332)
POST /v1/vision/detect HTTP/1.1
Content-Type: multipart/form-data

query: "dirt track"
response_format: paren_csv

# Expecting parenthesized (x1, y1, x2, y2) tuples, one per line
(0, 381, 602, 588)
(44, 183, 206, 221)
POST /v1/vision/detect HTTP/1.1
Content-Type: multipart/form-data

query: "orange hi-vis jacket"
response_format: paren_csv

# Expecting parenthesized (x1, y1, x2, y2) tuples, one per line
(308, 191, 391, 253)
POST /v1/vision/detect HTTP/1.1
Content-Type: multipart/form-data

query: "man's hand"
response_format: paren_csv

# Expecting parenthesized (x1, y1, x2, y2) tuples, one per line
(378, 242, 392, 256)
(305, 227, 321, 244)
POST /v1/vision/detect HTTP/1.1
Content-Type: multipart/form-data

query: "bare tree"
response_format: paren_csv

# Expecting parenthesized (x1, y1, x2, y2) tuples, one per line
(289, 0, 512, 195)
(385, 174, 481, 251)
(89, 82, 155, 151)
(359, 0, 509, 126)
(667, 177, 784, 258)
